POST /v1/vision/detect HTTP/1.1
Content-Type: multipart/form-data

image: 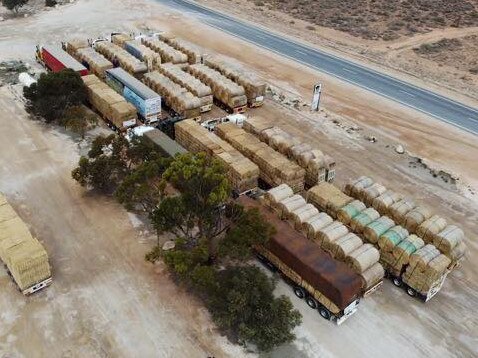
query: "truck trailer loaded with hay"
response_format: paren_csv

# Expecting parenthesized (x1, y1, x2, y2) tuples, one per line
(94, 40, 148, 77)
(0, 193, 52, 295)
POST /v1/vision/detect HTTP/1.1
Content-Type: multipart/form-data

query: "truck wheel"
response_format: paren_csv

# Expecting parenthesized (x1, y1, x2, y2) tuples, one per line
(306, 297, 318, 309)
(392, 277, 402, 287)
(293, 286, 305, 299)
(407, 287, 417, 297)
(319, 307, 331, 320)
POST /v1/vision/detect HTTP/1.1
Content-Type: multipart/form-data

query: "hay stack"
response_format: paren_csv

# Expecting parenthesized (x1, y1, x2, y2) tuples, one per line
(216, 123, 305, 192)
(124, 40, 162, 70)
(167, 38, 204, 64)
(434, 225, 466, 260)
(290, 204, 319, 230)
(141, 37, 188, 64)
(349, 208, 380, 234)
(360, 183, 387, 206)
(416, 215, 447, 243)
(378, 225, 409, 252)
(360, 262, 385, 291)
(82, 75, 137, 130)
(204, 55, 267, 106)
(111, 33, 133, 47)
(66, 38, 89, 55)
(303, 213, 333, 239)
(276, 195, 307, 218)
(94, 41, 147, 75)
(74, 47, 113, 78)
(158, 63, 213, 112)
(382, 235, 424, 275)
(362, 216, 395, 244)
(317, 221, 349, 252)
(403, 206, 432, 232)
(345, 243, 380, 274)
(187, 64, 247, 110)
(344, 176, 373, 197)
(264, 184, 294, 208)
(336, 200, 366, 225)
(174, 119, 259, 193)
(388, 198, 416, 223)
(143, 71, 202, 118)
(372, 190, 402, 215)
(307, 182, 353, 218)
(328, 233, 363, 261)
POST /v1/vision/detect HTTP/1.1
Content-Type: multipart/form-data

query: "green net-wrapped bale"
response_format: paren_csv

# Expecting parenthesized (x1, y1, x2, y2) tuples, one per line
(307, 182, 353, 218)
(337, 200, 366, 225)
(389, 235, 425, 272)
(372, 190, 402, 215)
(328, 232, 363, 261)
(362, 216, 395, 244)
(378, 225, 409, 252)
(264, 184, 294, 208)
(345, 243, 380, 274)
(349, 208, 380, 234)
(416, 215, 448, 243)
(360, 183, 387, 207)
(360, 262, 384, 291)
(344, 176, 373, 197)
(303, 212, 334, 240)
(403, 206, 432, 233)
(317, 221, 349, 253)
(388, 198, 416, 224)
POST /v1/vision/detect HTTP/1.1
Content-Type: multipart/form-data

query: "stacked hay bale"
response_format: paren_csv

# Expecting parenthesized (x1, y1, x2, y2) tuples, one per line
(204, 55, 266, 106)
(372, 190, 403, 213)
(174, 119, 259, 194)
(307, 182, 353, 218)
(143, 71, 202, 118)
(433, 225, 466, 264)
(111, 33, 133, 47)
(289, 204, 319, 230)
(187, 64, 247, 111)
(362, 216, 395, 244)
(336, 200, 366, 225)
(243, 116, 335, 186)
(275, 195, 307, 219)
(416, 215, 447, 243)
(94, 41, 147, 76)
(328, 233, 363, 261)
(315, 221, 349, 249)
(141, 37, 188, 64)
(263, 184, 294, 209)
(379, 234, 424, 276)
(0, 193, 51, 293)
(123, 40, 162, 70)
(82, 74, 137, 131)
(388, 198, 417, 223)
(167, 38, 204, 64)
(344, 176, 373, 197)
(360, 182, 387, 207)
(66, 38, 89, 55)
(402, 245, 451, 297)
(303, 212, 334, 240)
(345, 243, 383, 292)
(158, 64, 213, 112)
(349, 208, 380, 234)
(73, 47, 113, 78)
(216, 122, 305, 192)
(403, 206, 432, 232)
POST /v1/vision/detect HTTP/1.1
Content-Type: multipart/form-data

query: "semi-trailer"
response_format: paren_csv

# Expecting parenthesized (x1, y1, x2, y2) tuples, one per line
(105, 67, 162, 124)
(142, 127, 188, 157)
(36, 45, 89, 76)
(94, 40, 148, 77)
(238, 195, 362, 324)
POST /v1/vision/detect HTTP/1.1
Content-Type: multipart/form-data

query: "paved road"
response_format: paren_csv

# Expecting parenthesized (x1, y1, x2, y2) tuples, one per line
(157, 0, 478, 134)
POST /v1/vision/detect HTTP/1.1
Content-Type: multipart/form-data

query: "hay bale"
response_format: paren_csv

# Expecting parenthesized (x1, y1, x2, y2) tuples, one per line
(433, 225, 465, 256)
(111, 33, 133, 47)
(408, 244, 440, 269)
(403, 206, 432, 232)
(346, 243, 380, 273)
(328, 233, 363, 261)
(307, 182, 353, 218)
(264, 184, 293, 208)
(362, 216, 395, 244)
(94, 41, 147, 75)
(317, 221, 349, 252)
(389, 235, 425, 271)
(360, 183, 387, 206)
(388, 198, 416, 223)
(290, 204, 319, 230)
(378, 225, 409, 251)
(336, 200, 366, 225)
(449, 241, 466, 263)
(416, 215, 447, 243)
(243, 116, 274, 136)
(372, 190, 402, 214)
(277, 195, 307, 218)
(349, 208, 380, 234)
(360, 262, 384, 291)
(303, 213, 333, 239)
(141, 37, 188, 64)
(344, 176, 373, 197)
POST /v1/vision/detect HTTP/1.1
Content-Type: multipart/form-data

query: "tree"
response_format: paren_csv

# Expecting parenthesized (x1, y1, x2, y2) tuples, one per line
(23, 69, 87, 123)
(218, 206, 276, 261)
(2, 0, 28, 13)
(203, 266, 302, 352)
(59, 105, 98, 139)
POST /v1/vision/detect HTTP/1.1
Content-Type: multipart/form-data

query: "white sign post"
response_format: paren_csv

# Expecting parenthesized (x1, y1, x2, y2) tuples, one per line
(311, 83, 322, 111)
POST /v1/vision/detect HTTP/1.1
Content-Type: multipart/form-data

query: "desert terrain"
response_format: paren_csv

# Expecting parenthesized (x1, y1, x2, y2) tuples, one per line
(0, 0, 477, 357)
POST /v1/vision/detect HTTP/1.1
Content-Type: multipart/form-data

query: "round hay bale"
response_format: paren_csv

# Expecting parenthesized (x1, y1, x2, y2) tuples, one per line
(378, 225, 409, 251)
(330, 233, 363, 261)
(360, 262, 384, 291)
(349, 208, 380, 234)
(403, 206, 432, 233)
(433, 225, 465, 255)
(372, 190, 402, 214)
(388, 198, 416, 224)
(278, 195, 307, 218)
(316, 221, 348, 249)
(409, 244, 441, 269)
(361, 183, 387, 206)
(346, 243, 380, 273)
(337, 200, 366, 225)
(305, 213, 333, 239)
(344, 176, 373, 197)
(362, 216, 395, 244)
(264, 184, 294, 207)
(416, 215, 447, 243)
(292, 204, 319, 229)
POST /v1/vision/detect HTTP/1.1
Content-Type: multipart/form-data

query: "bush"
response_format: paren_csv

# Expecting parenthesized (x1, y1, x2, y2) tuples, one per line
(45, 0, 56, 7)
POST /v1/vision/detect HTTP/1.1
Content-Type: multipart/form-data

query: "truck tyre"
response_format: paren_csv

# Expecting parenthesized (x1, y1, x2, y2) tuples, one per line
(319, 307, 331, 320)
(392, 277, 402, 287)
(407, 287, 417, 297)
(293, 286, 305, 299)
(306, 297, 318, 309)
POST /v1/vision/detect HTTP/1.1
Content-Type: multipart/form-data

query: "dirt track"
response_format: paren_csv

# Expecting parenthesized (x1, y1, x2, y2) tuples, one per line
(0, 0, 477, 357)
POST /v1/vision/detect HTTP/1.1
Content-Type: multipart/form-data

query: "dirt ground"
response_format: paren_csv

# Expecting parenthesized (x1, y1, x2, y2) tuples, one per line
(0, 0, 477, 357)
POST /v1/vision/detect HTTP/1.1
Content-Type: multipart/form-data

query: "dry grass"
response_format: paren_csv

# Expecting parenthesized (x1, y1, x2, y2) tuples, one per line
(250, 0, 478, 40)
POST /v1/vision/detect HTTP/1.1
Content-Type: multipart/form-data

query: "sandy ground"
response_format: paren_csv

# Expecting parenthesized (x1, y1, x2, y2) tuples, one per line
(0, 0, 477, 357)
